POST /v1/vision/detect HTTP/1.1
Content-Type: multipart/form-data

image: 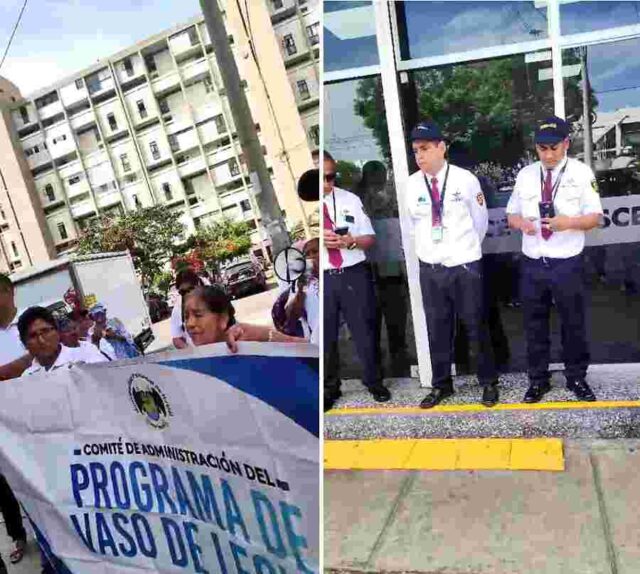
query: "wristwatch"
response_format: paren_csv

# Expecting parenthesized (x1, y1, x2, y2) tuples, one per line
(347, 237, 357, 250)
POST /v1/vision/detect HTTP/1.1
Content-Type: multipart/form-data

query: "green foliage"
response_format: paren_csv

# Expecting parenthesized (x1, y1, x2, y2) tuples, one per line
(151, 270, 173, 297)
(77, 205, 186, 288)
(186, 218, 253, 273)
(335, 160, 362, 192)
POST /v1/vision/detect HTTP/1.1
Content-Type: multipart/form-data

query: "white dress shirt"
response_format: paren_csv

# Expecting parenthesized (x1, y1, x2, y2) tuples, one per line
(0, 322, 26, 366)
(406, 162, 488, 266)
(507, 157, 603, 259)
(23, 343, 107, 376)
(323, 187, 375, 270)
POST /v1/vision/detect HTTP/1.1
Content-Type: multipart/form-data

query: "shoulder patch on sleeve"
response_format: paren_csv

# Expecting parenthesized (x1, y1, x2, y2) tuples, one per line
(476, 192, 485, 206)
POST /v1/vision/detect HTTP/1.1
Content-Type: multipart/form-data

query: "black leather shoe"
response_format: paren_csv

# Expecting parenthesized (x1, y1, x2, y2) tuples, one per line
(567, 379, 596, 402)
(324, 390, 342, 412)
(368, 385, 391, 403)
(523, 382, 551, 403)
(420, 387, 454, 409)
(481, 383, 499, 407)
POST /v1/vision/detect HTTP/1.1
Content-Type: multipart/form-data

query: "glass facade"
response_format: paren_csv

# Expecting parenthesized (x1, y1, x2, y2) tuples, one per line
(324, 0, 640, 381)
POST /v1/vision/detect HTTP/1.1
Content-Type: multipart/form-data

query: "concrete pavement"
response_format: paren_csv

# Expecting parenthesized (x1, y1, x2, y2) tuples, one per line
(325, 440, 640, 574)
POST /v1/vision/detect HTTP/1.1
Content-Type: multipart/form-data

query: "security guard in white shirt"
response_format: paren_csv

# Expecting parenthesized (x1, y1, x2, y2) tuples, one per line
(507, 116, 603, 403)
(323, 151, 390, 411)
(407, 121, 499, 408)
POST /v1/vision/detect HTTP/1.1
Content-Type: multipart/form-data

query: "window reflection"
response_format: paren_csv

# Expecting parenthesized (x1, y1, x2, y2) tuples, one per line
(324, 78, 413, 377)
(560, 1, 640, 36)
(397, 1, 548, 61)
(324, 1, 379, 73)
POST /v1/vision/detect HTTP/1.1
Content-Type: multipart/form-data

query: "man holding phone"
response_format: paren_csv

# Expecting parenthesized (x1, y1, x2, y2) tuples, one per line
(507, 116, 603, 403)
(323, 151, 390, 411)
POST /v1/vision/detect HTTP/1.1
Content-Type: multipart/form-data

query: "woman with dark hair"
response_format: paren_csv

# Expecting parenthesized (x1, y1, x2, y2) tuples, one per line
(19, 307, 107, 375)
(171, 268, 204, 349)
(184, 285, 304, 351)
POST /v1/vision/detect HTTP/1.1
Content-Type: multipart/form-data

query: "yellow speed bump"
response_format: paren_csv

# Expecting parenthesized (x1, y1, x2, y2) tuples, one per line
(324, 438, 564, 471)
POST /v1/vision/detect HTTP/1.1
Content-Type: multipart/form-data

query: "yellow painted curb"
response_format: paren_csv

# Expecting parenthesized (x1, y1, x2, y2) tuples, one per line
(324, 438, 564, 471)
(326, 400, 640, 417)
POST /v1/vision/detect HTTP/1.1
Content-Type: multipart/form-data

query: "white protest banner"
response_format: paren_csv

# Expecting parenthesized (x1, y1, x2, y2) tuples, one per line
(0, 342, 319, 573)
(483, 194, 640, 253)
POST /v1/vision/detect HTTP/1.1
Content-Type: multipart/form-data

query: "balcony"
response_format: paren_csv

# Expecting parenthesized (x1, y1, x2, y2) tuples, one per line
(192, 103, 220, 126)
(190, 200, 218, 219)
(177, 155, 206, 178)
(182, 59, 209, 85)
(208, 144, 236, 165)
(151, 70, 181, 96)
(70, 199, 96, 218)
(70, 109, 95, 131)
(66, 181, 91, 200)
(27, 150, 52, 170)
(38, 100, 64, 121)
(96, 188, 121, 209)
(120, 171, 141, 188)
(164, 112, 192, 134)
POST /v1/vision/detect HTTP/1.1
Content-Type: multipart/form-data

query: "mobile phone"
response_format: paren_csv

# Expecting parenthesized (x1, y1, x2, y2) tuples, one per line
(538, 201, 556, 219)
(334, 226, 349, 236)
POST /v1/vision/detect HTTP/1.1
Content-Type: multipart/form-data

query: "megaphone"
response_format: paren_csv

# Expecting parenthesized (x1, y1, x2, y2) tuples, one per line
(273, 246, 306, 284)
(297, 169, 319, 202)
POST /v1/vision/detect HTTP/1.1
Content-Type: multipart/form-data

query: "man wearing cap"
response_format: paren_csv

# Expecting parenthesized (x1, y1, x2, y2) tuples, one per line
(323, 150, 390, 411)
(507, 116, 602, 403)
(406, 121, 499, 408)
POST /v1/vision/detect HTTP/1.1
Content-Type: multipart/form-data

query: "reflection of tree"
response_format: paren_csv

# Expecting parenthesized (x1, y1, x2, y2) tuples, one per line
(335, 160, 361, 191)
(353, 55, 596, 171)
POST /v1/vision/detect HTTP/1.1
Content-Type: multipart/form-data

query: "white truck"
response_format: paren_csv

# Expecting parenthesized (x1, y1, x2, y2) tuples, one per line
(10, 251, 154, 351)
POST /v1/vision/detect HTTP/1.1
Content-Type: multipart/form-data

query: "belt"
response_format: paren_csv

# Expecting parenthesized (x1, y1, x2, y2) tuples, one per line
(526, 254, 580, 267)
(324, 261, 366, 276)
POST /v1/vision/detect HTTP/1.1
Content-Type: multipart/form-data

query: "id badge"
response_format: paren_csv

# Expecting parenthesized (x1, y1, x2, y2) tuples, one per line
(431, 226, 443, 243)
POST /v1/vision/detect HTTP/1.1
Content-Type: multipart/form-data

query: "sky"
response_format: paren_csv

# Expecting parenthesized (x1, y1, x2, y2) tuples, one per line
(0, 0, 202, 96)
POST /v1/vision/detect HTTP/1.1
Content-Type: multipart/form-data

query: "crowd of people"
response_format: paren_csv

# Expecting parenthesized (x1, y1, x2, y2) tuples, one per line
(0, 240, 319, 571)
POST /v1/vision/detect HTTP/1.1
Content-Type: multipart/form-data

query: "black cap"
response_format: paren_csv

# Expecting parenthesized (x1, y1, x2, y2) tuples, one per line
(409, 120, 444, 142)
(535, 116, 570, 144)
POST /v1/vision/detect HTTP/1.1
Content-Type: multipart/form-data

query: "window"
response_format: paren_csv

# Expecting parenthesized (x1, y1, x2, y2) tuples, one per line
(214, 114, 225, 134)
(123, 57, 134, 77)
(133, 194, 141, 208)
(0, 208, 5, 219)
(120, 153, 131, 172)
(75, 78, 83, 89)
(240, 199, 251, 212)
(19, 107, 29, 124)
(162, 182, 173, 201)
(188, 27, 199, 46)
(52, 134, 67, 145)
(57, 222, 68, 240)
(297, 79, 310, 100)
(229, 158, 240, 177)
(149, 141, 160, 160)
(168, 134, 179, 152)
(107, 113, 117, 131)
(11, 242, 18, 258)
(272, 0, 283, 9)
(306, 23, 319, 46)
(44, 184, 55, 202)
(145, 56, 157, 74)
(283, 34, 297, 56)
(204, 76, 214, 94)
(309, 124, 319, 146)
(136, 100, 148, 119)
(158, 99, 170, 115)
(68, 174, 81, 185)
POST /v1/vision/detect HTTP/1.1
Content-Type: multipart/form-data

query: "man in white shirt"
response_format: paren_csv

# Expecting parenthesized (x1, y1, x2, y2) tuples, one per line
(324, 151, 390, 411)
(406, 121, 499, 408)
(18, 307, 108, 376)
(507, 116, 603, 403)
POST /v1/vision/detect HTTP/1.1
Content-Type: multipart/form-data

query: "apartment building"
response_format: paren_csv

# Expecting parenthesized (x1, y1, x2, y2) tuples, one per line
(0, 1, 318, 272)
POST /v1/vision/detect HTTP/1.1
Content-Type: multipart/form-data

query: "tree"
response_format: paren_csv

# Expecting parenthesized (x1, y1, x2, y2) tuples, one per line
(184, 218, 253, 275)
(77, 205, 186, 288)
(335, 160, 362, 191)
(290, 211, 320, 242)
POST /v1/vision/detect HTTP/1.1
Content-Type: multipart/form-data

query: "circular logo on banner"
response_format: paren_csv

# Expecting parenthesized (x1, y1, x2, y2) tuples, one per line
(128, 374, 172, 429)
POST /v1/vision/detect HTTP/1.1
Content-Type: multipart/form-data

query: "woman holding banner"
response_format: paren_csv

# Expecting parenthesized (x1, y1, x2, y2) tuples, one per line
(183, 285, 305, 351)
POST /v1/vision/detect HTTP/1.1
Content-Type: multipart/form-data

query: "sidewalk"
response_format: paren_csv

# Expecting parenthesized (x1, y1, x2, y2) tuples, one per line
(0, 517, 39, 572)
(325, 440, 639, 573)
(325, 364, 640, 573)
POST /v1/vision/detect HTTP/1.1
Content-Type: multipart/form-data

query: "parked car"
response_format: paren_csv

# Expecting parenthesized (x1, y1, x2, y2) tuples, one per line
(221, 259, 267, 299)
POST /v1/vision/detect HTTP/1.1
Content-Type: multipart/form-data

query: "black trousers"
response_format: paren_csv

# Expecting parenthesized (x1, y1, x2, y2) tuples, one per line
(420, 260, 497, 390)
(324, 263, 380, 396)
(375, 275, 408, 360)
(0, 474, 25, 543)
(521, 254, 589, 385)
